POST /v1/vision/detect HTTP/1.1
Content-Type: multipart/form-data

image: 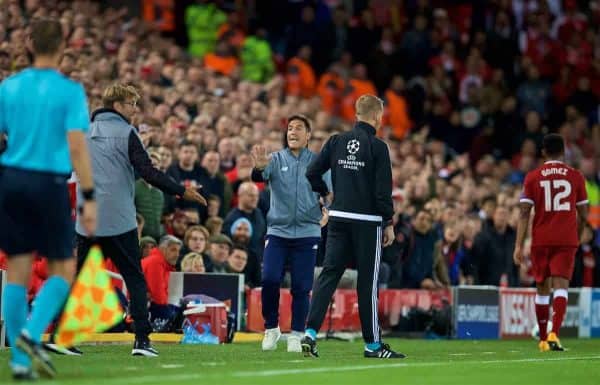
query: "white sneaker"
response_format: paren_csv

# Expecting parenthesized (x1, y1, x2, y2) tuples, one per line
(262, 327, 281, 351)
(287, 333, 302, 353)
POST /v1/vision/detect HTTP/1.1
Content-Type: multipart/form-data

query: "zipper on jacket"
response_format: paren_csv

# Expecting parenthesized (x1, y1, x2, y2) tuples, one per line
(294, 155, 299, 237)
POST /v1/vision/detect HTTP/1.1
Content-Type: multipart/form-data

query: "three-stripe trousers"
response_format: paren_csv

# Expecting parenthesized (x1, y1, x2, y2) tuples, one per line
(305, 219, 382, 343)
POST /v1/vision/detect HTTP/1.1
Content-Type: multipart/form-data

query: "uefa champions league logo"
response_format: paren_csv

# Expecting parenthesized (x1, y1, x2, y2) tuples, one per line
(347, 139, 360, 155)
(340, 139, 363, 169)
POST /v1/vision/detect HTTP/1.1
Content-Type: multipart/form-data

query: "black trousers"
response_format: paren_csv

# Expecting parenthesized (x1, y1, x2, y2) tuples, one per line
(306, 220, 382, 343)
(76, 229, 152, 338)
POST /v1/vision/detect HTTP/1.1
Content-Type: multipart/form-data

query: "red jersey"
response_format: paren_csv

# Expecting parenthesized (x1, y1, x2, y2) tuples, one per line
(521, 160, 588, 247)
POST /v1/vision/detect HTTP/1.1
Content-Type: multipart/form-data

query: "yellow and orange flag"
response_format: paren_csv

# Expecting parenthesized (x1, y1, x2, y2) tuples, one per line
(55, 246, 123, 347)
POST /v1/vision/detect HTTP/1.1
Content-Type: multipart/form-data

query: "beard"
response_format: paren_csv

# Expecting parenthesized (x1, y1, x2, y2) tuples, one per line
(232, 234, 250, 245)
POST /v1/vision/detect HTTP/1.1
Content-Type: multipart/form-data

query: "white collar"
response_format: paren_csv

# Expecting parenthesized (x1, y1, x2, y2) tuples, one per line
(544, 160, 564, 165)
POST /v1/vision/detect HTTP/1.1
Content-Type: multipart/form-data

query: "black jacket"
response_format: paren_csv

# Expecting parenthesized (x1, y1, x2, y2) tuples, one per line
(306, 121, 393, 225)
(471, 224, 519, 286)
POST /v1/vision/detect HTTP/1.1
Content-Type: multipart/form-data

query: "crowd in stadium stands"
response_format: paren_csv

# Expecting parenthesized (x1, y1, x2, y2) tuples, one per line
(0, 0, 600, 313)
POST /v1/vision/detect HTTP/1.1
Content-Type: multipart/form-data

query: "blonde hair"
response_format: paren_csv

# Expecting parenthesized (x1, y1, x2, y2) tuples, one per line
(355, 94, 384, 121)
(180, 252, 204, 273)
(205, 217, 224, 236)
(102, 83, 140, 108)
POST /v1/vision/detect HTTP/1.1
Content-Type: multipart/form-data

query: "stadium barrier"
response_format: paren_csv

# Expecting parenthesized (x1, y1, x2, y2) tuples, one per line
(453, 286, 499, 339)
(578, 287, 600, 337)
(245, 286, 600, 339)
(499, 288, 580, 339)
(245, 288, 452, 333)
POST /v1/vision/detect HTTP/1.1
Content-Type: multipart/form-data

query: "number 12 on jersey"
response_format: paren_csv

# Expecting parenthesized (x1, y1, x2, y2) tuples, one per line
(540, 179, 571, 212)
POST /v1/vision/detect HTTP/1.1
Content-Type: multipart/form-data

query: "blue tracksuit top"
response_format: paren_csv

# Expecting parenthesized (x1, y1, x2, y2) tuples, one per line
(262, 147, 331, 239)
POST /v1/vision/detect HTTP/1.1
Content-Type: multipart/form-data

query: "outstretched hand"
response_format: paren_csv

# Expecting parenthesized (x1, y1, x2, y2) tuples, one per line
(183, 186, 207, 206)
(251, 145, 269, 170)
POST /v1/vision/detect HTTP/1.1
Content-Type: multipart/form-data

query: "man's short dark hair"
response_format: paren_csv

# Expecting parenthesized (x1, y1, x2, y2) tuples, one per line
(178, 139, 197, 149)
(416, 208, 433, 218)
(481, 195, 496, 206)
(287, 114, 312, 132)
(284, 114, 312, 148)
(30, 19, 63, 55)
(543, 134, 565, 157)
(231, 243, 248, 254)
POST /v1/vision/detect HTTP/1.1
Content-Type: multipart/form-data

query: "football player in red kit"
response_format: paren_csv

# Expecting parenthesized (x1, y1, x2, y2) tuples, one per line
(514, 134, 588, 352)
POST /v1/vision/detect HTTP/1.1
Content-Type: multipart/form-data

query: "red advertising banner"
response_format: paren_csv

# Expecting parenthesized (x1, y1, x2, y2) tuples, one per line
(246, 288, 451, 333)
(499, 288, 537, 338)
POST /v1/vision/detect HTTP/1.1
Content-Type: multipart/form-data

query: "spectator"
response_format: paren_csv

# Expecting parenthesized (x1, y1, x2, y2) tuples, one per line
(390, 208, 440, 289)
(140, 236, 157, 259)
(135, 150, 165, 241)
(218, 137, 236, 172)
(226, 244, 251, 289)
(205, 216, 224, 237)
(399, 14, 431, 78)
(226, 152, 266, 207)
(285, 45, 317, 99)
(516, 65, 551, 117)
(167, 140, 209, 221)
(571, 223, 600, 287)
(223, 181, 266, 259)
(180, 252, 206, 273)
(142, 236, 181, 326)
(185, 0, 226, 58)
(157, 146, 174, 173)
(479, 195, 497, 226)
(472, 206, 519, 286)
(433, 221, 471, 286)
(384, 75, 413, 140)
(207, 194, 222, 219)
(228, 217, 261, 289)
(207, 234, 233, 273)
(581, 158, 600, 230)
(204, 40, 239, 77)
(200, 150, 233, 217)
(241, 27, 274, 83)
(169, 211, 189, 240)
(178, 225, 210, 270)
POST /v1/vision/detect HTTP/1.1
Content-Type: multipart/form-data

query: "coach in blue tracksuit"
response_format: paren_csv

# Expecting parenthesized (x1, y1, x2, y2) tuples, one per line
(251, 114, 330, 353)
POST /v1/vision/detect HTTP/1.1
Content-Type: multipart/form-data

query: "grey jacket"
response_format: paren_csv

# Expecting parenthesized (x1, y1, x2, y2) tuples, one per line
(254, 148, 331, 239)
(76, 109, 183, 237)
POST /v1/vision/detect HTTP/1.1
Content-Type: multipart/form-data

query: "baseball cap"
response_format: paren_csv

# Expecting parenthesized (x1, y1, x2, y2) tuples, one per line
(209, 234, 233, 248)
(140, 236, 157, 246)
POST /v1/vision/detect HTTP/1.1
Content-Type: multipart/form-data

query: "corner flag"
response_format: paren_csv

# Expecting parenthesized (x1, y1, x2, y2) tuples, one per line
(54, 246, 123, 347)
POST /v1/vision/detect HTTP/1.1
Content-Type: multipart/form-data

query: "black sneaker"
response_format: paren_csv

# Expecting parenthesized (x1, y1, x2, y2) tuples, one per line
(132, 339, 159, 357)
(364, 343, 406, 359)
(66, 346, 84, 355)
(44, 343, 83, 356)
(301, 336, 319, 358)
(11, 366, 38, 381)
(16, 333, 56, 378)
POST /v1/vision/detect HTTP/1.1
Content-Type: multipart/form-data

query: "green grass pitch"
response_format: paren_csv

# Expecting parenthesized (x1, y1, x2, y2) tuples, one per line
(1, 338, 600, 384)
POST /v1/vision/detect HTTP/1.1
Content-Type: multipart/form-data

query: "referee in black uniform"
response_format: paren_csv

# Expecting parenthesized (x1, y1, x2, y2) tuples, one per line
(301, 94, 405, 359)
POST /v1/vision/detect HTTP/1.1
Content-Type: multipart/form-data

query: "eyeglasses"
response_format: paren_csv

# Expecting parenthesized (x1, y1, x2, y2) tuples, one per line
(123, 101, 137, 108)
